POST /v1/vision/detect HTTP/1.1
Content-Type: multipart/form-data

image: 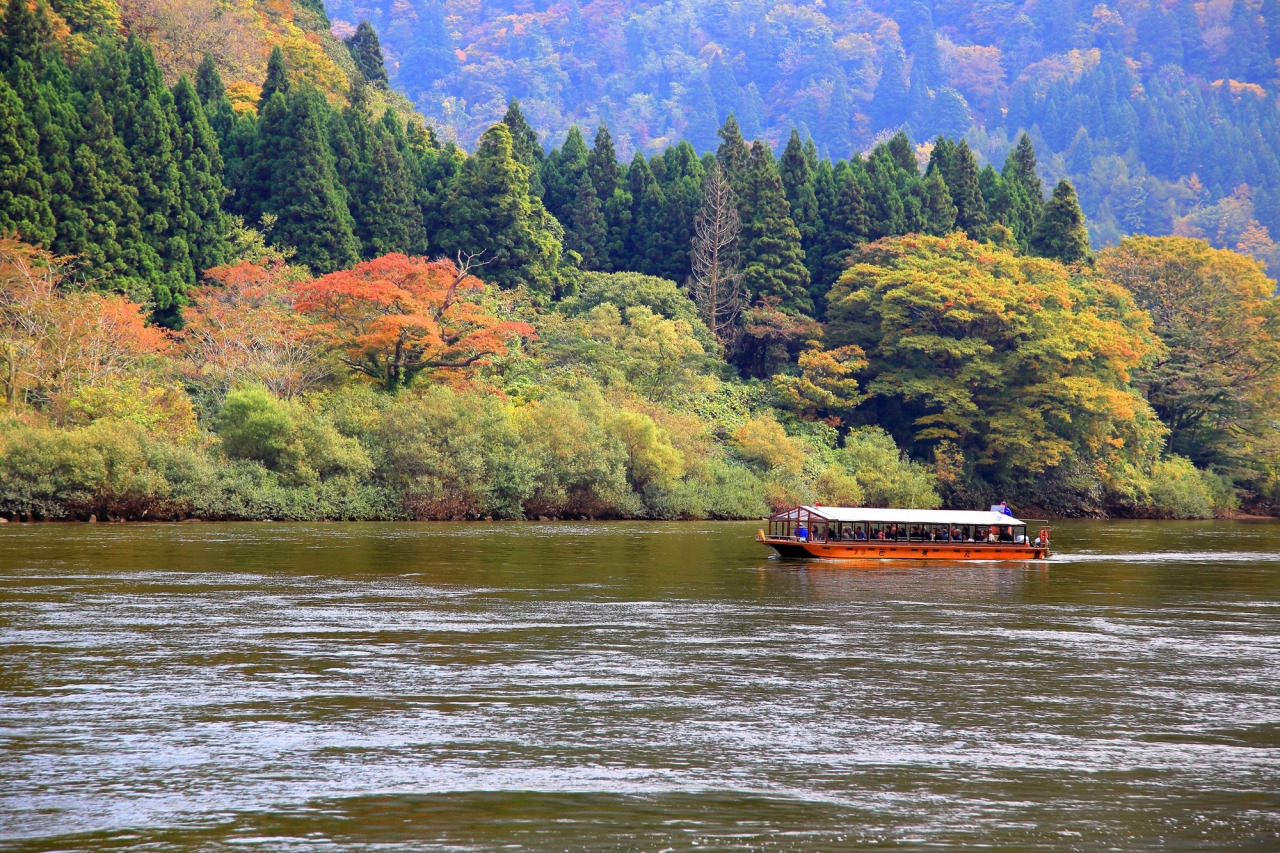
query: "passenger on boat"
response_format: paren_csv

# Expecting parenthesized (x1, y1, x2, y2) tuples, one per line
(986, 526, 999, 542)
(855, 527, 867, 540)
(998, 526, 1014, 543)
(796, 523, 808, 542)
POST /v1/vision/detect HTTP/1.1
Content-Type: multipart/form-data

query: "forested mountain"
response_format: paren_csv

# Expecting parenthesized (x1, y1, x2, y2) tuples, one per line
(321, 0, 1280, 274)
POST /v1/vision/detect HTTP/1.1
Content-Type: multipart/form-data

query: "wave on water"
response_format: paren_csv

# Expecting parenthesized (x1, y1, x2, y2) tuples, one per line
(1052, 550, 1280, 564)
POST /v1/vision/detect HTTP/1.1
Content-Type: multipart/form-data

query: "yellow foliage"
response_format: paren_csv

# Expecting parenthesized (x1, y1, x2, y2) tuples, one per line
(733, 416, 806, 477)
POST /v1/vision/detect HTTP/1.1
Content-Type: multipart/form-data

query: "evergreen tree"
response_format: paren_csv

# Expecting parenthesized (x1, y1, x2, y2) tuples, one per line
(354, 110, 427, 257)
(944, 140, 988, 242)
(865, 149, 907, 239)
(871, 44, 909, 128)
(502, 99, 544, 196)
(64, 92, 162, 297)
(715, 114, 750, 193)
(14, 56, 75, 248)
(195, 53, 235, 151)
(922, 168, 956, 235)
(818, 163, 871, 302)
(259, 46, 289, 111)
(780, 129, 823, 298)
(651, 140, 703, 282)
(886, 131, 918, 174)
(739, 140, 811, 314)
(171, 76, 229, 274)
(0, 0, 49, 76)
(346, 20, 389, 87)
(563, 170, 608, 270)
(0, 73, 54, 244)
(623, 151, 665, 275)
(262, 86, 361, 273)
(1030, 179, 1090, 263)
(542, 124, 589, 224)
(588, 123, 621, 201)
(438, 123, 564, 296)
(1002, 133, 1044, 215)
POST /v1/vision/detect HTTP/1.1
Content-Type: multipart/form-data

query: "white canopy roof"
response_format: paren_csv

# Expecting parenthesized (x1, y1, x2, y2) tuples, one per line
(773, 506, 1027, 526)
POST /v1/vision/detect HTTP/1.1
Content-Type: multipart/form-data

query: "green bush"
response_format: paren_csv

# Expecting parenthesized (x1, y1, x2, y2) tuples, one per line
(1144, 456, 1233, 519)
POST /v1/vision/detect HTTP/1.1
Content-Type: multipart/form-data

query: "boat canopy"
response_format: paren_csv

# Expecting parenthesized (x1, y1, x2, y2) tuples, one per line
(772, 506, 1027, 526)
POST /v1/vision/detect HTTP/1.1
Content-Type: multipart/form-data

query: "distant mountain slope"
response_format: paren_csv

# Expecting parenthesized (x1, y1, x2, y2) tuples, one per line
(321, 0, 1280, 272)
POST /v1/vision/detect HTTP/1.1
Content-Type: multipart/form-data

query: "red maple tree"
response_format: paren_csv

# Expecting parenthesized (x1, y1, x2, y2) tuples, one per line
(292, 253, 535, 387)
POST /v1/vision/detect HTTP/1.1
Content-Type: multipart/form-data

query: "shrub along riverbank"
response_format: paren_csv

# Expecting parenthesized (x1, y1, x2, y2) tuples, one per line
(0, 236, 1254, 523)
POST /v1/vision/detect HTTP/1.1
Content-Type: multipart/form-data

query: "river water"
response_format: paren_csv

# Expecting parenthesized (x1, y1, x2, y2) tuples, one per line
(1, 520, 1278, 851)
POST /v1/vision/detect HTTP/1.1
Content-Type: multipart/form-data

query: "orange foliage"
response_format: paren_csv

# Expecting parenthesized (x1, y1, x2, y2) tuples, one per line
(185, 261, 327, 398)
(292, 254, 536, 387)
(0, 239, 169, 410)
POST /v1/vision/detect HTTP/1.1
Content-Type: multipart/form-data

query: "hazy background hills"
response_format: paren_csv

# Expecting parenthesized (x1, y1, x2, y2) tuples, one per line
(319, 0, 1280, 272)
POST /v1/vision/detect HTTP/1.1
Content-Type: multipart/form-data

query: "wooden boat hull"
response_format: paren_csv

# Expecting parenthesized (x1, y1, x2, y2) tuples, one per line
(760, 535, 1049, 561)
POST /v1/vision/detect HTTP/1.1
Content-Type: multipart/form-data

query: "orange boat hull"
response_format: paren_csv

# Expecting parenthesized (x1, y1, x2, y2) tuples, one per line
(759, 535, 1049, 561)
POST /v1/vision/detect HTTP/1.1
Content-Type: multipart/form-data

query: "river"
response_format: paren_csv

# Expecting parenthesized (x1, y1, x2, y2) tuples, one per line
(1, 520, 1278, 851)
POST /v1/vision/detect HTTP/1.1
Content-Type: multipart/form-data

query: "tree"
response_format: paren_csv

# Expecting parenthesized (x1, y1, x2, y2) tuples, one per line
(502, 99, 544, 196)
(825, 233, 1163, 491)
(346, 20, 389, 87)
(588, 123, 621, 204)
(922, 169, 956, 235)
(818, 164, 871, 297)
(687, 161, 744, 346)
(1031, 180, 1090, 263)
(739, 140, 810, 315)
(292, 253, 536, 388)
(184, 260, 326, 398)
(171, 76, 229, 274)
(438, 123, 564, 296)
(944, 140, 988, 242)
(0, 238, 169, 411)
(353, 110, 427, 257)
(259, 45, 289, 110)
(0, 74, 54, 245)
(258, 86, 361, 273)
(715, 114, 750, 192)
(871, 44, 909, 128)
(563, 170, 609, 270)
(1097, 236, 1280, 468)
(622, 151, 665, 275)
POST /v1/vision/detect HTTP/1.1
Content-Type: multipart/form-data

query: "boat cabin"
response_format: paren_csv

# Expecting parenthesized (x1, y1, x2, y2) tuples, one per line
(760, 506, 1050, 561)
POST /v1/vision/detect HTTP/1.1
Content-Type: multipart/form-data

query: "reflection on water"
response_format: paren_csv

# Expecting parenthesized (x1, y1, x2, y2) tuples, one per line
(1, 520, 1279, 851)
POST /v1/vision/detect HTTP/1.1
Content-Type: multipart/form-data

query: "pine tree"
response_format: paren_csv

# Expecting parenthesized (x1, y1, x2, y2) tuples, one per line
(502, 99, 544, 196)
(1002, 133, 1044, 216)
(819, 163, 871, 300)
(922, 168, 956, 235)
(64, 92, 162, 295)
(865, 149, 907, 239)
(439, 123, 564, 296)
(871, 44, 909, 129)
(651, 140, 703, 282)
(563, 169, 608, 270)
(263, 86, 361, 273)
(346, 20, 389, 87)
(195, 53, 236, 150)
(623, 151, 666, 275)
(944, 140, 988, 242)
(1030, 179, 1090, 263)
(171, 76, 229, 274)
(588, 123, 621, 201)
(715, 114, 750, 193)
(739, 140, 810, 314)
(0, 0, 49, 76)
(353, 110, 426, 257)
(886, 131, 919, 174)
(542, 124, 589, 225)
(259, 46, 289, 111)
(0, 73, 54, 244)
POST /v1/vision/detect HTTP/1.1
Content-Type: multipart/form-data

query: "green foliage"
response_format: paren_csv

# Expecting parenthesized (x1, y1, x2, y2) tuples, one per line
(0, 72, 54, 245)
(346, 20, 389, 87)
(1031, 180, 1090, 264)
(1144, 456, 1222, 520)
(438, 123, 564, 296)
(739, 141, 810, 314)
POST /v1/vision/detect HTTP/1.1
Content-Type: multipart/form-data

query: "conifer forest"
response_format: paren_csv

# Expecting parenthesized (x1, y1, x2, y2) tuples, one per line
(2, 0, 1279, 521)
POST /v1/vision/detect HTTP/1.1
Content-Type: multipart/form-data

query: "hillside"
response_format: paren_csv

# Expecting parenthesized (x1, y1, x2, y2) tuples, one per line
(321, 0, 1280, 273)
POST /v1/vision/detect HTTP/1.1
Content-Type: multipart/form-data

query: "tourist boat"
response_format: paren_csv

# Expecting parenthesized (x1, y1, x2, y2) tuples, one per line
(758, 506, 1051, 561)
